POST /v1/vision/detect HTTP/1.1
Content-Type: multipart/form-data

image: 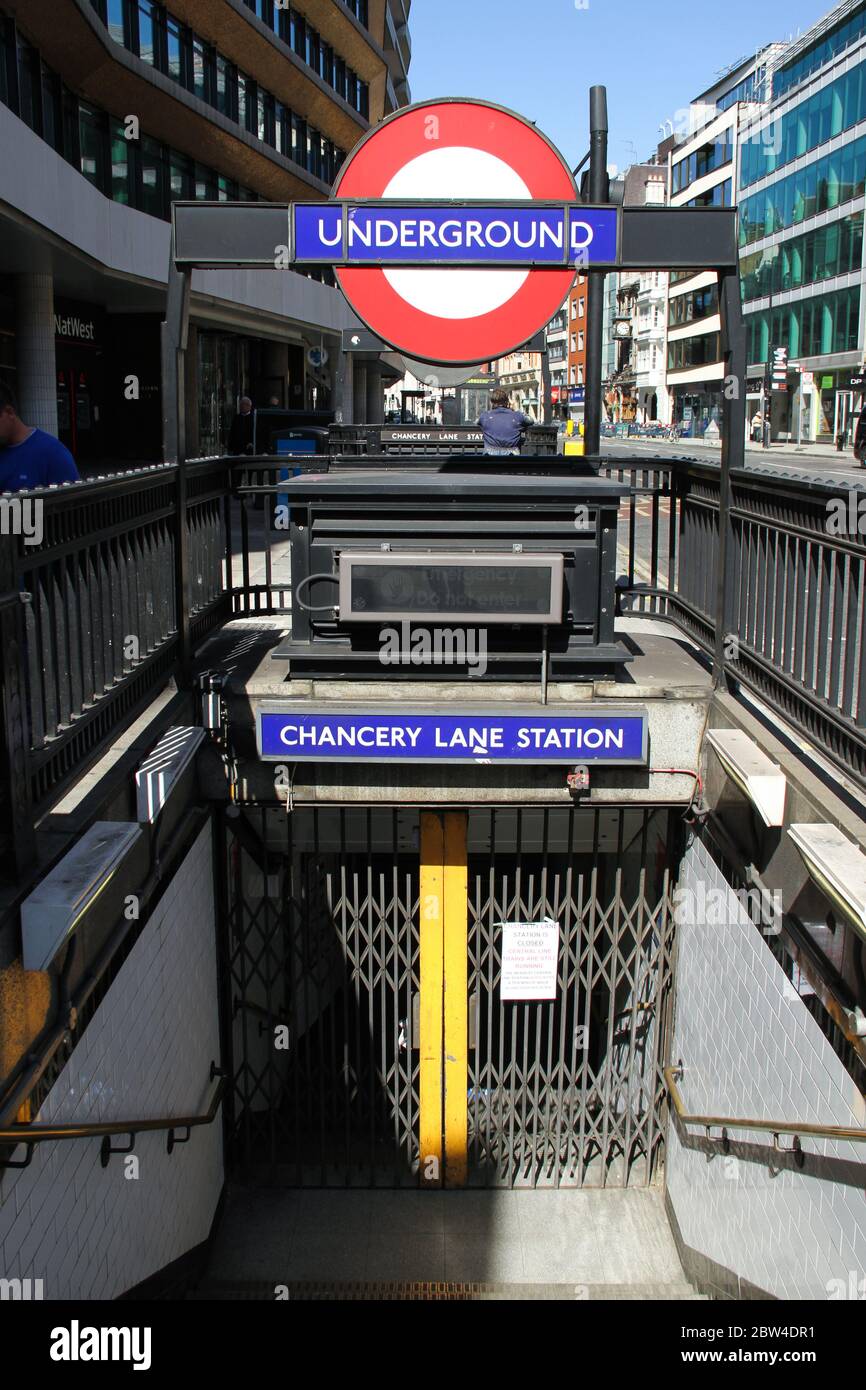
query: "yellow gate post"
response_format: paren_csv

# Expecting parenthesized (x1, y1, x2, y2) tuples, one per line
(443, 811, 469, 1187)
(419, 813, 445, 1188)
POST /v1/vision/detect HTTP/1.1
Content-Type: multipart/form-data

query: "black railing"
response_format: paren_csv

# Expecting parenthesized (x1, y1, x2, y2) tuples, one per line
(602, 456, 866, 790)
(3, 450, 866, 878)
(0, 463, 231, 877)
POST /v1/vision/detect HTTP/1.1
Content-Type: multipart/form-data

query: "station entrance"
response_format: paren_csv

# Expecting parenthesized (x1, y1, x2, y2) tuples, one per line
(222, 806, 677, 1190)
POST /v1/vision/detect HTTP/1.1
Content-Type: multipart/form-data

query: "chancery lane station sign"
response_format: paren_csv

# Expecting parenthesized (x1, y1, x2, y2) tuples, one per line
(257, 709, 649, 765)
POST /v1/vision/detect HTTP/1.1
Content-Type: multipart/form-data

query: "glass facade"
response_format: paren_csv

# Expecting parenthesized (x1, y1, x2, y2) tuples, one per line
(740, 213, 863, 300)
(739, 133, 866, 244)
(90, 0, 369, 118)
(0, 9, 334, 284)
(773, 5, 866, 98)
(744, 286, 860, 364)
(672, 137, 733, 194)
(668, 332, 722, 371)
(686, 179, 733, 208)
(668, 284, 719, 327)
(741, 59, 866, 188)
(717, 65, 768, 112)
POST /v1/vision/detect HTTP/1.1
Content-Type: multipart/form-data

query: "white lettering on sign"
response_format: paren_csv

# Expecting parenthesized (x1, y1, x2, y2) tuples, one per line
(54, 314, 96, 341)
(499, 918, 560, 1001)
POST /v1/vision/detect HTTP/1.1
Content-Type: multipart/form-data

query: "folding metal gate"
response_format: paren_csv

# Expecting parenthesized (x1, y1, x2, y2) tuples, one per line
(220, 805, 676, 1189)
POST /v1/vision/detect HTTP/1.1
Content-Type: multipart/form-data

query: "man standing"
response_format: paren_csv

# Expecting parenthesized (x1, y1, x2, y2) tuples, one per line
(228, 395, 255, 455)
(476, 388, 533, 456)
(0, 383, 79, 490)
(855, 407, 866, 467)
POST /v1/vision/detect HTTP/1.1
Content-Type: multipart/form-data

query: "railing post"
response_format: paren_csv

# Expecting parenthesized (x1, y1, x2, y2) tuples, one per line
(0, 535, 36, 876)
(161, 254, 193, 685)
(715, 267, 747, 690)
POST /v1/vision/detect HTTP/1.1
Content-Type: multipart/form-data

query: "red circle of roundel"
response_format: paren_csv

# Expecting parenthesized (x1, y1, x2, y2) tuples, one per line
(334, 99, 577, 366)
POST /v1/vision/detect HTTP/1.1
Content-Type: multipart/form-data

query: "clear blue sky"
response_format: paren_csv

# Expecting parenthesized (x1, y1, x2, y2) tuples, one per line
(407, 0, 834, 173)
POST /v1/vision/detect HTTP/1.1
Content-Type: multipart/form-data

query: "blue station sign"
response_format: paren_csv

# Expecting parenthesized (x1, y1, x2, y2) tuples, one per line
(257, 707, 648, 765)
(293, 204, 619, 268)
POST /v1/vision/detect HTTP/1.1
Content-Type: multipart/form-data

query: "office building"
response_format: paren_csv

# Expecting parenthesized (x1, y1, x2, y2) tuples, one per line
(0, 0, 412, 462)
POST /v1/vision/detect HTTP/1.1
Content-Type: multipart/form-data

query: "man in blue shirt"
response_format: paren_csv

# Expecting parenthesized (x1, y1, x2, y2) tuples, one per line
(476, 388, 533, 456)
(0, 382, 79, 491)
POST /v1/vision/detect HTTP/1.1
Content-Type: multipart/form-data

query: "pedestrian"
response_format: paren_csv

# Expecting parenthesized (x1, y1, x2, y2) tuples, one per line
(854, 408, 866, 467)
(0, 382, 79, 491)
(228, 396, 255, 455)
(476, 388, 533, 456)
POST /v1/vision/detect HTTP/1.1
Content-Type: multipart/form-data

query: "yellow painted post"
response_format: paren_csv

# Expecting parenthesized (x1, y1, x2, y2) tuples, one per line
(419, 812, 444, 1188)
(443, 811, 469, 1188)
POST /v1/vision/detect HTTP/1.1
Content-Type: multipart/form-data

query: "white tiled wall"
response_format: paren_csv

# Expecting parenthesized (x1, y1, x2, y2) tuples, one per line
(0, 822, 223, 1299)
(667, 834, 866, 1299)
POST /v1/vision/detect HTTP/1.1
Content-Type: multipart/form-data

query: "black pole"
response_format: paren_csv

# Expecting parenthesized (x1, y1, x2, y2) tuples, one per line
(584, 86, 609, 460)
(715, 267, 747, 690)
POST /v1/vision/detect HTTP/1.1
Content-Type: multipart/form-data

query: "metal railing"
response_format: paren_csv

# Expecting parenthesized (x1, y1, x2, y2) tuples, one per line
(0, 462, 231, 877)
(4, 449, 866, 877)
(0, 1067, 225, 1170)
(602, 455, 866, 791)
(664, 1062, 866, 1165)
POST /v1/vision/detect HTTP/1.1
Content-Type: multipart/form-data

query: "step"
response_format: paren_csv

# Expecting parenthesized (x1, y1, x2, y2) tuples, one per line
(188, 1279, 707, 1301)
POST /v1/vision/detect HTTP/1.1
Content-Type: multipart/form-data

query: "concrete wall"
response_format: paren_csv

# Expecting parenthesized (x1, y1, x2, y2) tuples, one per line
(666, 833, 866, 1299)
(0, 823, 222, 1299)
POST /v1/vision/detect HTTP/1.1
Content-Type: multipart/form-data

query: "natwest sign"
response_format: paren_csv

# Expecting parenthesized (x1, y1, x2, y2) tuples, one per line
(328, 99, 605, 366)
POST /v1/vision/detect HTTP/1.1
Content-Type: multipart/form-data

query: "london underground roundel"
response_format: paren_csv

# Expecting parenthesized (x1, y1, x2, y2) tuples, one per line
(333, 99, 578, 366)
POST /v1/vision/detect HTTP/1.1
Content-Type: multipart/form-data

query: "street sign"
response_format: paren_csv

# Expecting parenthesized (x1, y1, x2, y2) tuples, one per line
(256, 708, 648, 764)
(330, 99, 591, 365)
(569, 386, 586, 404)
(769, 345, 789, 392)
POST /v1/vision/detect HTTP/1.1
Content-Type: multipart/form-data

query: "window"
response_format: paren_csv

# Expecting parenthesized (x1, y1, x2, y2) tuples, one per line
(110, 117, 131, 202)
(745, 286, 860, 363)
(137, 2, 157, 65)
(578, 331, 584, 351)
(41, 64, 61, 151)
(192, 37, 211, 104)
(139, 135, 166, 218)
(106, 0, 125, 45)
(774, 7, 866, 98)
(578, 298, 585, 317)
(741, 60, 866, 190)
(740, 213, 864, 300)
(17, 36, 40, 133)
(215, 54, 234, 117)
(668, 332, 722, 371)
(740, 134, 866, 246)
(668, 284, 719, 327)
(166, 17, 184, 83)
(169, 149, 192, 201)
(79, 103, 107, 190)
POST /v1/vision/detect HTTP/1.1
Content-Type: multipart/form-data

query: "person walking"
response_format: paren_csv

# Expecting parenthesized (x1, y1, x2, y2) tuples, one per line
(0, 382, 79, 490)
(476, 388, 533, 456)
(854, 406, 866, 467)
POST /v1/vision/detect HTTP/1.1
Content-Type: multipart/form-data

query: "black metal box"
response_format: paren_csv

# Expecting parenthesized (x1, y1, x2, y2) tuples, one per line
(273, 470, 630, 681)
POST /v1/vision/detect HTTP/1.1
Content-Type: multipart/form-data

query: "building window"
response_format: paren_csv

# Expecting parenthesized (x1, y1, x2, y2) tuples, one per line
(139, 134, 166, 218)
(739, 134, 866, 246)
(78, 102, 107, 190)
(668, 332, 722, 371)
(110, 116, 131, 202)
(745, 285, 860, 363)
(578, 298, 585, 317)
(740, 212, 864, 301)
(41, 65, 62, 152)
(105, 0, 126, 45)
(741, 60, 866, 190)
(166, 17, 185, 83)
(136, 1, 158, 66)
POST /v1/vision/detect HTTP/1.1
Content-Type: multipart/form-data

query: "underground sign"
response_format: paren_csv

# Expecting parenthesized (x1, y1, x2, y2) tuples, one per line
(329, 98, 602, 365)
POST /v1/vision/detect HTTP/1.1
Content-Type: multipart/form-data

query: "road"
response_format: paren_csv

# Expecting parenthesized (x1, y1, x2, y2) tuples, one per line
(602, 437, 865, 487)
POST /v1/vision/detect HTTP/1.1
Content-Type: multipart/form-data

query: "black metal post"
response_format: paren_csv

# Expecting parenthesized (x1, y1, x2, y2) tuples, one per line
(0, 537, 36, 877)
(583, 85, 609, 460)
(541, 346, 552, 425)
(161, 252, 193, 684)
(715, 267, 747, 690)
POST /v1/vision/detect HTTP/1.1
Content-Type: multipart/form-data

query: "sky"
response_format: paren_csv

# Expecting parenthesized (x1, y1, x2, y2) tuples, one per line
(406, 0, 836, 174)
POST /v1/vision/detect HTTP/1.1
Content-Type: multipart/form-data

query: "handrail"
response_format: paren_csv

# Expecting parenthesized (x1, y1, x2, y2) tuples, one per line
(0, 1068, 225, 1170)
(664, 1063, 866, 1153)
